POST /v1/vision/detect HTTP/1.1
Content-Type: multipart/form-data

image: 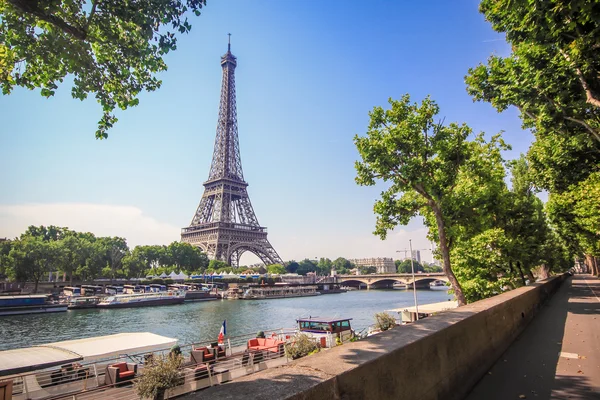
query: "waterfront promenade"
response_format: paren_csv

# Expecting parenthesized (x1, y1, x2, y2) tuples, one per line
(466, 275, 600, 399)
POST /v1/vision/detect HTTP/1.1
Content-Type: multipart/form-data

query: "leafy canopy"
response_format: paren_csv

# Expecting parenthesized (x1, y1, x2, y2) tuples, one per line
(0, 0, 206, 138)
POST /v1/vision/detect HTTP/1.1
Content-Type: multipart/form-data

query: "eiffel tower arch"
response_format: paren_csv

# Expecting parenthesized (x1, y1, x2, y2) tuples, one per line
(181, 39, 283, 268)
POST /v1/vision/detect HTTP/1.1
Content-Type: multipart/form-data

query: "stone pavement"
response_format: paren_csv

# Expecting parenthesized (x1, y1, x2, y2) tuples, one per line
(466, 274, 600, 400)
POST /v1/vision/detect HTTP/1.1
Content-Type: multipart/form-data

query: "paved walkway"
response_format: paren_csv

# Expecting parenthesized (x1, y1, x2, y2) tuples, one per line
(466, 274, 600, 400)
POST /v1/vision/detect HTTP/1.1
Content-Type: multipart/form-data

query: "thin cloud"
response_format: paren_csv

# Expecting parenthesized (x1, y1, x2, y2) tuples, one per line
(0, 203, 180, 247)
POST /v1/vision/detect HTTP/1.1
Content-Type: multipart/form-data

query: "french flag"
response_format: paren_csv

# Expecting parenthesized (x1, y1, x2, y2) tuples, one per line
(218, 320, 227, 344)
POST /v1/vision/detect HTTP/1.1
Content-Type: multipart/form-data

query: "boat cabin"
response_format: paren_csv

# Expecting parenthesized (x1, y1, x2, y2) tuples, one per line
(80, 285, 103, 296)
(169, 284, 190, 291)
(297, 317, 353, 334)
(105, 285, 123, 295)
(123, 285, 143, 294)
(62, 287, 81, 297)
(149, 284, 167, 292)
(0, 295, 49, 307)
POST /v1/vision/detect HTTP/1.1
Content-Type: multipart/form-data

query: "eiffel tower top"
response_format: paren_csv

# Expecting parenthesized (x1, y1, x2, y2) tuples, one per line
(208, 36, 243, 182)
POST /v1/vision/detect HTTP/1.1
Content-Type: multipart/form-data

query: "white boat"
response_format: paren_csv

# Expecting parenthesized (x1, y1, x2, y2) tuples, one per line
(97, 290, 185, 308)
(429, 280, 449, 290)
(296, 317, 355, 347)
(392, 282, 409, 290)
(240, 285, 321, 300)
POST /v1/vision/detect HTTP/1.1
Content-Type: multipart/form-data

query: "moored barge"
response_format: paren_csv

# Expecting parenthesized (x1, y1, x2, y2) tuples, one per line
(0, 295, 67, 316)
(97, 290, 185, 308)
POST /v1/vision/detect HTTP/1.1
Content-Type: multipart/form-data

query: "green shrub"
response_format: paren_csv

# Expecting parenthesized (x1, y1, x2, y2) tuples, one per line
(374, 312, 397, 331)
(284, 333, 320, 360)
(135, 354, 183, 400)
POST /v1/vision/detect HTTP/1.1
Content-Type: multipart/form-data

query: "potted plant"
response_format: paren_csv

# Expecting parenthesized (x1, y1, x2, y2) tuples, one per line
(135, 353, 183, 400)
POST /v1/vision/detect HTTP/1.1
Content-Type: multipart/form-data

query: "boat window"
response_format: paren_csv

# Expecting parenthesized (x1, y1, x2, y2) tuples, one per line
(340, 320, 350, 328)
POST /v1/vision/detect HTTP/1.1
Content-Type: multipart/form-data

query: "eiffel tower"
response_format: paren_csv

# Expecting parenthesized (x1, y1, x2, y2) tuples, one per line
(181, 38, 283, 268)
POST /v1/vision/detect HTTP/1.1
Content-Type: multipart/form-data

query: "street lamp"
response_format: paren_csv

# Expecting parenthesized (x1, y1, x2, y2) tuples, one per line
(397, 239, 419, 321)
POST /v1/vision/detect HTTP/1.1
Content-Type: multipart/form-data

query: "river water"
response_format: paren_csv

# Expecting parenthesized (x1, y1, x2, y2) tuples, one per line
(0, 289, 451, 351)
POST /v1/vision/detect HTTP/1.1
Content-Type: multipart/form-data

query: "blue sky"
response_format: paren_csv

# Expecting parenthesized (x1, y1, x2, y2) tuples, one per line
(0, 0, 531, 265)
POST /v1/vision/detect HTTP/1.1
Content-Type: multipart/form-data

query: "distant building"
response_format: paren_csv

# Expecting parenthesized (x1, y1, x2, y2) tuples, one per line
(349, 258, 396, 274)
(411, 250, 421, 264)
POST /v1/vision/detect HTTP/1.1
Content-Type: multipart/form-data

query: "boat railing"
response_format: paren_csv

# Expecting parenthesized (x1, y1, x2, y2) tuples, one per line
(6, 327, 300, 400)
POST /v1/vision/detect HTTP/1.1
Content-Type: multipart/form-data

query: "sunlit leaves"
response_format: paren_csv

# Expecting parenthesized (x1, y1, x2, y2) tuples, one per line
(0, 0, 206, 138)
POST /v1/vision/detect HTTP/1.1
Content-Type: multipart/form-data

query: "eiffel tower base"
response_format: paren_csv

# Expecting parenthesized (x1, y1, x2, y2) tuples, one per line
(182, 223, 282, 267)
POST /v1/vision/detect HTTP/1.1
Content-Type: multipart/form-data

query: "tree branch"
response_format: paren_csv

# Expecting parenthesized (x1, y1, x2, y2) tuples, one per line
(560, 49, 600, 108)
(565, 117, 600, 142)
(86, 0, 98, 31)
(7, 0, 88, 40)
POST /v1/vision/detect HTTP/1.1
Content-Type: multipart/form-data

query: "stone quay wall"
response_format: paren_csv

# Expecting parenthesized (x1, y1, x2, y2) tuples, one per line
(195, 274, 567, 400)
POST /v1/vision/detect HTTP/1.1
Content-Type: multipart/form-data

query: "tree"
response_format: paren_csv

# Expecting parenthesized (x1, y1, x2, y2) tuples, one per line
(122, 252, 146, 279)
(60, 233, 93, 284)
(466, 0, 600, 143)
(465, 0, 600, 274)
(266, 264, 286, 275)
(285, 261, 299, 274)
(317, 258, 333, 275)
(395, 260, 424, 274)
(1, 0, 207, 138)
(358, 266, 377, 275)
(208, 259, 228, 271)
(97, 237, 128, 279)
(297, 259, 318, 276)
(0, 239, 12, 277)
(163, 241, 208, 274)
(354, 95, 509, 305)
(332, 257, 352, 275)
(8, 235, 63, 293)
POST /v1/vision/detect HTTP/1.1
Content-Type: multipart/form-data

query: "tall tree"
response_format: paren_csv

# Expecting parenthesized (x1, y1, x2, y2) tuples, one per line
(0, 0, 207, 138)
(266, 264, 286, 275)
(354, 95, 511, 305)
(317, 258, 333, 275)
(332, 257, 353, 275)
(8, 236, 63, 293)
(466, 0, 600, 143)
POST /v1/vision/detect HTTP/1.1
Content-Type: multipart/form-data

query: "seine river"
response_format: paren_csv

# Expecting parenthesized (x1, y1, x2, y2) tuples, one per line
(0, 289, 451, 351)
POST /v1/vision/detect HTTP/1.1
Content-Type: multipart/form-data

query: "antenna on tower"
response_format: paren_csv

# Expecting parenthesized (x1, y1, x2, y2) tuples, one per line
(227, 33, 231, 52)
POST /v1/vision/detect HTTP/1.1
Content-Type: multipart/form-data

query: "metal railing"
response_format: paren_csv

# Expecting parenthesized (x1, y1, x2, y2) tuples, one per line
(6, 327, 299, 400)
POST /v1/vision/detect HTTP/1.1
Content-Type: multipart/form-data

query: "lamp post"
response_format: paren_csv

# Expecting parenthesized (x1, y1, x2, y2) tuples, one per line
(409, 239, 419, 320)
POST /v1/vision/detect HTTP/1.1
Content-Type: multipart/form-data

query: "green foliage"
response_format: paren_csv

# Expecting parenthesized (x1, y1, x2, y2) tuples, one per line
(266, 264, 286, 275)
(3, 226, 211, 283)
(466, 0, 600, 143)
(395, 260, 425, 274)
(0, 0, 207, 138)
(284, 334, 320, 360)
(354, 95, 511, 305)
(317, 257, 333, 275)
(332, 257, 353, 275)
(135, 353, 183, 400)
(358, 266, 377, 275)
(208, 259, 229, 271)
(297, 259, 318, 275)
(285, 261, 299, 274)
(373, 312, 396, 331)
(465, 0, 599, 276)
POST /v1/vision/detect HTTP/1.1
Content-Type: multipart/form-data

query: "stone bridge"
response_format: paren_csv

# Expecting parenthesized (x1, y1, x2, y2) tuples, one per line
(338, 273, 448, 289)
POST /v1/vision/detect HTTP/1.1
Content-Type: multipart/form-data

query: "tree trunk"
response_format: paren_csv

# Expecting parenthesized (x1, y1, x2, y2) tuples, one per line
(431, 202, 466, 306)
(594, 257, 599, 277)
(516, 261, 527, 286)
(527, 269, 536, 283)
(33, 278, 39, 294)
(585, 254, 596, 276)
